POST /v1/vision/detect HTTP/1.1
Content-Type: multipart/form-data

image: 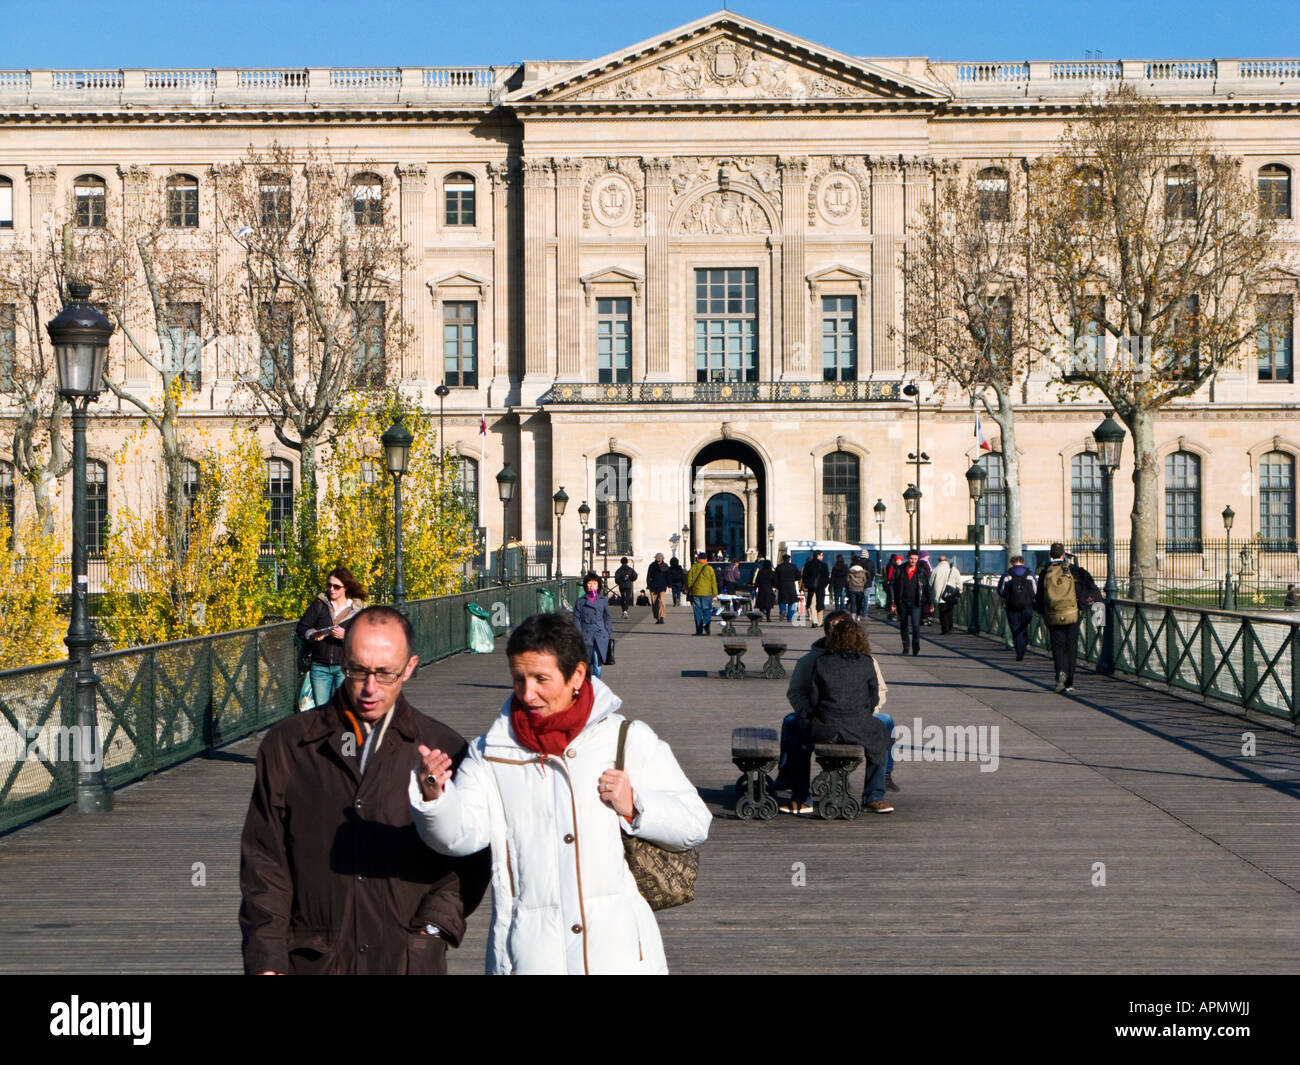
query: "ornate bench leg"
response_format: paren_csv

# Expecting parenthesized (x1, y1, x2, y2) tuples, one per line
(762, 649, 787, 679)
(733, 757, 778, 820)
(811, 757, 863, 820)
(724, 649, 747, 679)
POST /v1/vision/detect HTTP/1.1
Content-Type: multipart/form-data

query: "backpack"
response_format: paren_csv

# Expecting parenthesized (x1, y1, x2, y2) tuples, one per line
(1042, 564, 1079, 626)
(1005, 572, 1035, 612)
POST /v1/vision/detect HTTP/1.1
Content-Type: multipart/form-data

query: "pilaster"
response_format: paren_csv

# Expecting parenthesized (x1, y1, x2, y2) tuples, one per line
(779, 155, 809, 377)
(521, 158, 552, 393)
(554, 158, 583, 380)
(487, 160, 518, 399)
(869, 155, 905, 373)
(396, 163, 427, 381)
(641, 157, 672, 379)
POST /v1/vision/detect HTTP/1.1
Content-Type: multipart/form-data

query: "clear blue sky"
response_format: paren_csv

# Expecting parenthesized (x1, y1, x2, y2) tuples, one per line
(1, 0, 1296, 68)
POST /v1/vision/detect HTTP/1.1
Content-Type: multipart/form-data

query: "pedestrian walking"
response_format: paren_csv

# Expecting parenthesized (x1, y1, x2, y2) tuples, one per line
(845, 556, 869, 620)
(686, 550, 718, 635)
(295, 566, 368, 709)
(775, 554, 801, 623)
(1034, 543, 1102, 694)
(613, 557, 638, 619)
(998, 555, 1038, 661)
(918, 550, 936, 625)
(1286, 583, 1298, 611)
(573, 572, 613, 679)
(754, 558, 778, 621)
(830, 555, 849, 610)
(647, 552, 670, 624)
(667, 556, 686, 606)
(889, 548, 931, 655)
(929, 554, 963, 634)
(722, 558, 742, 595)
(800, 550, 830, 627)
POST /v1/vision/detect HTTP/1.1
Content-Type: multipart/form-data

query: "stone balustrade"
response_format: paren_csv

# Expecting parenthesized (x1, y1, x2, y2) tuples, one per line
(935, 58, 1300, 99)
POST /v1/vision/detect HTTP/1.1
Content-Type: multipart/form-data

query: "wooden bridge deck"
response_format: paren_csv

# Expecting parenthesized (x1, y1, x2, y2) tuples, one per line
(1, 602, 1296, 974)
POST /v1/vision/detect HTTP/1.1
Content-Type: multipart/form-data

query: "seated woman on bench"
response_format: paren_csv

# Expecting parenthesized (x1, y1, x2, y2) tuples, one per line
(776, 619, 894, 815)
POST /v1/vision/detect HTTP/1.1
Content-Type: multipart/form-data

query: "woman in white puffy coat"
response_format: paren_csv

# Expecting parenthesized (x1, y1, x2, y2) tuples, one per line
(409, 612, 711, 974)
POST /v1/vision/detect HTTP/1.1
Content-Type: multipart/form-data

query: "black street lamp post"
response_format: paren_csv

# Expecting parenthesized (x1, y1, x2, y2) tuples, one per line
(496, 464, 517, 585)
(552, 487, 568, 579)
(902, 382, 931, 551)
(434, 382, 450, 471)
(1222, 505, 1236, 611)
(767, 521, 775, 561)
(381, 420, 413, 612)
(1093, 412, 1126, 675)
(578, 500, 591, 572)
(681, 523, 689, 561)
(902, 483, 921, 553)
(965, 464, 987, 634)
(47, 282, 115, 814)
(873, 498, 886, 573)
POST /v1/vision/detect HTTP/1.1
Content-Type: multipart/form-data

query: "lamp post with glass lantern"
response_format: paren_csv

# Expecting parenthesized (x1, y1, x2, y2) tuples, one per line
(902, 484, 920, 552)
(682, 523, 690, 560)
(381, 420, 413, 612)
(1093, 412, 1126, 674)
(902, 382, 931, 550)
(578, 500, 591, 573)
(1221, 505, 1236, 611)
(496, 464, 517, 584)
(767, 521, 775, 562)
(47, 282, 115, 813)
(873, 498, 886, 570)
(965, 464, 987, 634)
(552, 487, 568, 579)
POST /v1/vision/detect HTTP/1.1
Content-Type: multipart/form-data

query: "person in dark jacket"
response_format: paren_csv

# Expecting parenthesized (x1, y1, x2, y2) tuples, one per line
(845, 557, 870, 620)
(573, 572, 614, 677)
(753, 559, 778, 621)
(775, 554, 801, 622)
(295, 566, 367, 709)
(667, 557, 686, 606)
(613, 558, 637, 619)
(890, 548, 932, 655)
(883, 554, 903, 618)
(240, 606, 489, 974)
(646, 553, 670, 624)
(1034, 543, 1101, 694)
(829, 556, 849, 609)
(800, 550, 830, 626)
(779, 619, 894, 815)
(997, 555, 1038, 661)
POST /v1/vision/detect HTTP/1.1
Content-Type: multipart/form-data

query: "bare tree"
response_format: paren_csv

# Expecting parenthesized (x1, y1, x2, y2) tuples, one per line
(1028, 84, 1292, 597)
(215, 145, 411, 545)
(0, 235, 70, 533)
(901, 160, 1033, 553)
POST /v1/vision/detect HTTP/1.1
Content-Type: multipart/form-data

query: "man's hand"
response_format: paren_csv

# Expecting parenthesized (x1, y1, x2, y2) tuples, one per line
(417, 745, 453, 802)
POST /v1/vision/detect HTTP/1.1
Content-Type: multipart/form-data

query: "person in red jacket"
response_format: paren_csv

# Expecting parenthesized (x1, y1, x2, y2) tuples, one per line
(889, 548, 932, 656)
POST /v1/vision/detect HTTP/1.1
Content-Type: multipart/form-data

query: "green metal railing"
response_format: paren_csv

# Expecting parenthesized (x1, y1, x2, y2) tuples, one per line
(954, 581, 1299, 724)
(0, 578, 568, 834)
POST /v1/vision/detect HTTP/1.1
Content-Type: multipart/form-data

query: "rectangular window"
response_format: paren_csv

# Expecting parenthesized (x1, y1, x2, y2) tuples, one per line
(167, 302, 201, 389)
(353, 301, 386, 388)
(1071, 454, 1104, 541)
(0, 303, 15, 392)
(821, 295, 857, 381)
(1258, 295, 1293, 383)
(259, 304, 293, 390)
(1260, 455, 1296, 552)
(0, 179, 13, 229)
(87, 461, 108, 557)
(1164, 295, 1200, 379)
(75, 180, 107, 229)
(1165, 452, 1202, 552)
(264, 459, 294, 549)
(444, 177, 475, 226)
(694, 268, 758, 383)
(596, 297, 631, 384)
(1072, 295, 1105, 375)
(443, 301, 477, 387)
(167, 178, 199, 228)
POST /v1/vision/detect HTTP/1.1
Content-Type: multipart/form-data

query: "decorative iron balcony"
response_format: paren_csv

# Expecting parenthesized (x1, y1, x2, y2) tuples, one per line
(541, 379, 905, 404)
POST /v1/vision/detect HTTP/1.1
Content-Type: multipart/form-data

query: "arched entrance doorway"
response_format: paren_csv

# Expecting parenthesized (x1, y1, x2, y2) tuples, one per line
(688, 439, 768, 560)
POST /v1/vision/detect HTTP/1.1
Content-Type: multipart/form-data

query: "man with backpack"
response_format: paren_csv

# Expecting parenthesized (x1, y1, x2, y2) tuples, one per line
(613, 557, 638, 620)
(998, 555, 1037, 661)
(1034, 543, 1102, 694)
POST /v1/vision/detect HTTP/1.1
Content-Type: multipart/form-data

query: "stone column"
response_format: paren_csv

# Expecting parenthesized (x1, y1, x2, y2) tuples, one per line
(119, 165, 153, 383)
(869, 156, 904, 373)
(554, 158, 583, 380)
(521, 158, 553, 398)
(902, 157, 935, 379)
(744, 480, 757, 558)
(641, 157, 672, 379)
(487, 160, 518, 399)
(210, 164, 244, 384)
(396, 164, 427, 381)
(25, 165, 55, 240)
(779, 156, 809, 377)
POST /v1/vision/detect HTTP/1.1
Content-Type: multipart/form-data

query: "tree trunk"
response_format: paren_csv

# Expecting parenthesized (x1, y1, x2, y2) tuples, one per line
(297, 432, 318, 551)
(1125, 407, 1158, 601)
(989, 389, 1023, 555)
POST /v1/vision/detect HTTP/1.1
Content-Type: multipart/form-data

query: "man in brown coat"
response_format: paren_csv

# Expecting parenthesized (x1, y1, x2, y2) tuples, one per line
(239, 605, 488, 974)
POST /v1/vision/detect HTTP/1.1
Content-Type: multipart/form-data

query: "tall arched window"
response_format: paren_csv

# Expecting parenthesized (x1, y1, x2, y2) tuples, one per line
(1165, 164, 1197, 220)
(1259, 164, 1292, 220)
(454, 455, 479, 529)
(0, 175, 13, 229)
(0, 459, 14, 542)
(87, 459, 108, 556)
(822, 451, 860, 542)
(351, 172, 384, 227)
(595, 452, 632, 555)
(1071, 452, 1103, 542)
(1260, 451, 1295, 552)
(974, 452, 1007, 544)
(1164, 451, 1201, 551)
(444, 172, 475, 226)
(264, 458, 293, 548)
(167, 173, 199, 228)
(975, 167, 1010, 222)
(74, 175, 107, 229)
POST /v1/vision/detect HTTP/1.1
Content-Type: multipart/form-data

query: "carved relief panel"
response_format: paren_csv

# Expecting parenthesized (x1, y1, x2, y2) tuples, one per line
(807, 157, 870, 228)
(581, 158, 644, 230)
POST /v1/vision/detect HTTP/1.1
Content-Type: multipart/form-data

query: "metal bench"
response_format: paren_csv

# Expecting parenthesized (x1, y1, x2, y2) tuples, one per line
(722, 641, 748, 679)
(731, 727, 780, 821)
(811, 743, 864, 820)
(761, 641, 787, 679)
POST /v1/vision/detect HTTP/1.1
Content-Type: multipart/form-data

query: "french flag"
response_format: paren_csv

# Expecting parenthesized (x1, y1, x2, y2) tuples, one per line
(975, 410, 991, 452)
(479, 413, 487, 436)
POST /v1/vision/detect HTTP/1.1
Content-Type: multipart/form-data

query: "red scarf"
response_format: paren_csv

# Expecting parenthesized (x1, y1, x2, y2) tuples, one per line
(509, 679, 594, 756)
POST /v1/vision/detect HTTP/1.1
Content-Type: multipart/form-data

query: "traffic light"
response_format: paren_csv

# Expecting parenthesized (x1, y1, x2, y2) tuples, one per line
(596, 531, 608, 554)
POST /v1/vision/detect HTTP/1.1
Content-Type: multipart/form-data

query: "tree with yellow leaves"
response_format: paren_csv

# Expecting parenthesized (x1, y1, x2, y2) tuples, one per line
(0, 518, 68, 669)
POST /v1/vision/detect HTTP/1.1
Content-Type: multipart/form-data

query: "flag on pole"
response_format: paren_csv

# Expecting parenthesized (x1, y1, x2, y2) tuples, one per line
(478, 412, 487, 436)
(975, 410, 991, 452)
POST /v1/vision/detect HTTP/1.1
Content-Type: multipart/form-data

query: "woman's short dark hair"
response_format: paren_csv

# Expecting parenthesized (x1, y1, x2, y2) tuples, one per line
(329, 566, 368, 601)
(583, 571, 602, 586)
(507, 613, 588, 681)
(825, 619, 872, 655)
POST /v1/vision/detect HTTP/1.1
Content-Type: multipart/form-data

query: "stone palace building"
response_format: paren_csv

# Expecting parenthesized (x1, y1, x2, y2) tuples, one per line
(0, 10, 1297, 578)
